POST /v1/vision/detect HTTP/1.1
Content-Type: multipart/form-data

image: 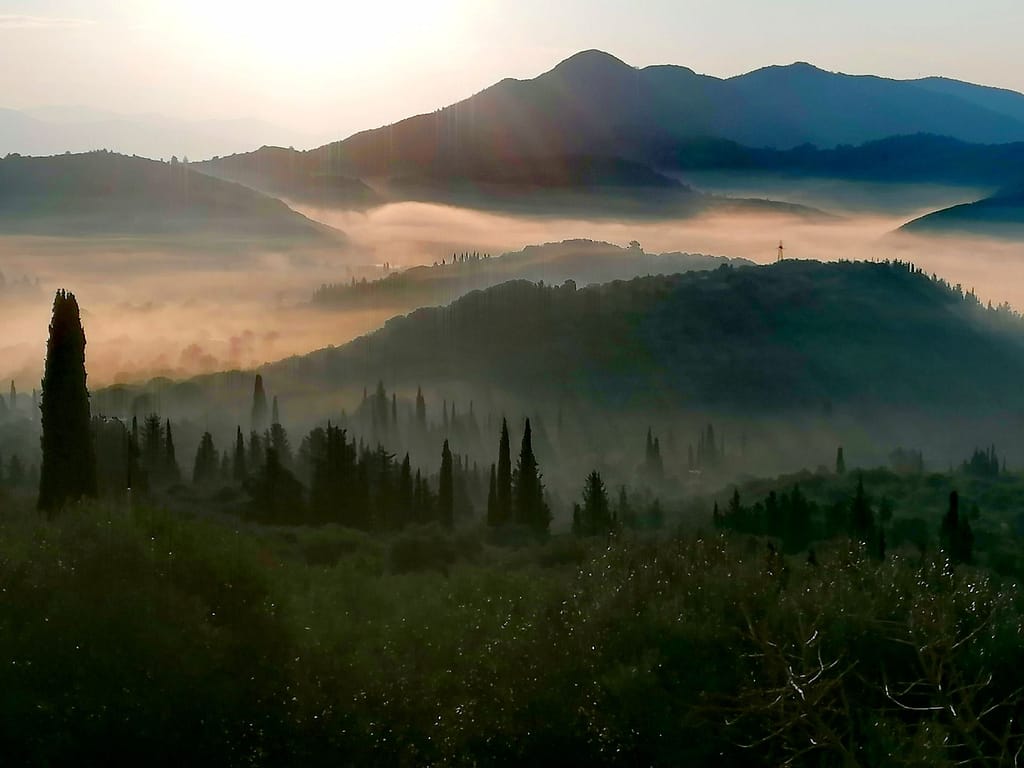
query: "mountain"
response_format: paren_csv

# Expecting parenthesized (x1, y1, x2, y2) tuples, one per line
(0, 151, 346, 243)
(272, 260, 1024, 415)
(899, 182, 1024, 238)
(198, 50, 1024, 207)
(312, 239, 751, 311)
(0, 106, 322, 161)
(654, 134, 1024, 187)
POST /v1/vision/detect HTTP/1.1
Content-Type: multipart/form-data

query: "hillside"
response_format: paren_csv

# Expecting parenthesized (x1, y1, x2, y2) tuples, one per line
(312, 240, 750, 311)
(899, 182, 1024, 238)
(275, 261, 1024, 423)
(0, 151, 346, 243)
(655, 134, 1024, 187)
(197, 50, 1024, 208)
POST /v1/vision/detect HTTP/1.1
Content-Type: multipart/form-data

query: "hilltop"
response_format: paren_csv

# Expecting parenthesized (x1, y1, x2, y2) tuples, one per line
(0, 151, 346, 244)
(311, 240, 750, 311)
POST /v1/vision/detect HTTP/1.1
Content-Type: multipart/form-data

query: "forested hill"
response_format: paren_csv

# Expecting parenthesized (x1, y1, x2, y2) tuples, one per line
(312, 240, 749, 311)
(899, 181, 1024, 238)
(0, 151, 346, 243)
(276, 260, 1024, 413)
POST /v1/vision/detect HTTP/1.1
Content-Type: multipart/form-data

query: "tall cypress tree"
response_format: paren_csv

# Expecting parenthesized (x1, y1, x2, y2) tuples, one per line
(164, 418, 180, 483)
(271, 395, 280, 426)
(232, 426, 247, 483)
(496, 417, 512, 524)
(251, 374, 269, 433)
(415, 386, 427, 431)
(486, 463, 498, 526)
(439, 439, 454, 529)
(398, 453, 413, 527)
(836, 446, 846, 475)
(513, 418, 549, 533)
(38, 290, 97, 513)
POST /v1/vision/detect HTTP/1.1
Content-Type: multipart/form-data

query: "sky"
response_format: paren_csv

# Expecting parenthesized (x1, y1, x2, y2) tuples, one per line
(1, 0, 1023, 144)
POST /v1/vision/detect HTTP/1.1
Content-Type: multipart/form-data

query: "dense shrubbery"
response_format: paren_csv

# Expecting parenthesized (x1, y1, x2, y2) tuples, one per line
(2, 500, 1022, 766)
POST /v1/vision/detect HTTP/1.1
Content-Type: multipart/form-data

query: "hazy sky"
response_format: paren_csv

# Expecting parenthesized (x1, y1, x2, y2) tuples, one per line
(2, 0, 1023, 143)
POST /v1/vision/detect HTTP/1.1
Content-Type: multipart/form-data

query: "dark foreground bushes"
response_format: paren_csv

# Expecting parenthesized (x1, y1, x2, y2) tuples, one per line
(1, 502, 1021, 766)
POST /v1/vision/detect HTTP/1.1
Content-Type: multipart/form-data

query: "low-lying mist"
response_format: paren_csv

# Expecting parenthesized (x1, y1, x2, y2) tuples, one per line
(2, 196, 1023, 392)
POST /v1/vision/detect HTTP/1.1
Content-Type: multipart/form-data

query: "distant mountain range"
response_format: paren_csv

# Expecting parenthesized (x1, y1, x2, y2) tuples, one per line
(0, 151, 345, 243)
(0, 106, 324, 161)
(195, 50, 1024, 226)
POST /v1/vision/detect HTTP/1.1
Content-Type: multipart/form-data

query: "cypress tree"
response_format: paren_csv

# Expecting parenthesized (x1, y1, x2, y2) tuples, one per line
(38, 290, 97, 513)
(836, 446, 846, 475)
(486, 463, 498, 526)
(398, 453, 413, 527)
(271, 395, 280, 426)
(232, 426, 247, 483)
(251, 374, 268, 433)
(439, 439, 454, 529)
(164, 419, 180, 483)
(513, 418, 548, 533)
(496, 418, 512, 524)
(850, 475, 874, 539)
(9, 380, 16, 410)
(415, 386, 426, 430)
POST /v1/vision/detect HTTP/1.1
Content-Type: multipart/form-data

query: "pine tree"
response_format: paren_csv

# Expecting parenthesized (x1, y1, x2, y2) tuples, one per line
(836, 446, 846, 475)
(164, 419, 180, 484)
(251, 374, 269, 433)
(192, 432, 218, 486)
(941, 490, 974, 565)
(269, 423, 293, 469)
(246, 448, 304, 524)
(439, 439, 454, 529)
(513, 418, 548, 533)
(38, 290, 97, 512)
(271, 395, 280, 426)
(486, 463, 498, 526)
(850, 475, 874, 539)
(398, 453, 413, 526)
(141, 414, 163, 479)
(232, 426, 247, 483)
(578, 470, 611, 536)
(415, 386, 426, 430)
(496, 417, 512, 524)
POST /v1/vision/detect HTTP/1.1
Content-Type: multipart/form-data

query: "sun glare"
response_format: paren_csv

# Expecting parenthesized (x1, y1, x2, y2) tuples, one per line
(169, 0, 467, 74)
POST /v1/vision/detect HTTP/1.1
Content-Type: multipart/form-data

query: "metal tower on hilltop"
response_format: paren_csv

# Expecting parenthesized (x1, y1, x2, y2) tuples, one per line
(777, 240, 785, 262)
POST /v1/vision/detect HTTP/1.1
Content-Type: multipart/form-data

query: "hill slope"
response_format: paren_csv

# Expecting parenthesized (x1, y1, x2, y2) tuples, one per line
(278, 260, 1024, 415)
(311, 240, 750, 311)
(0, 151, 346, 243)
(899, 182, 1024, 238)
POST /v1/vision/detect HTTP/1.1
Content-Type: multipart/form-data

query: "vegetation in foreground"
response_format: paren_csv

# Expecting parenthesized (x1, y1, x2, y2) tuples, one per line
(1, 497, 1023, 767)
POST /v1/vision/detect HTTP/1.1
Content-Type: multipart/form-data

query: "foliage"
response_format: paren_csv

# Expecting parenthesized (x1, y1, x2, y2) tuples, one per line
(1, 501, 1021, 766)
